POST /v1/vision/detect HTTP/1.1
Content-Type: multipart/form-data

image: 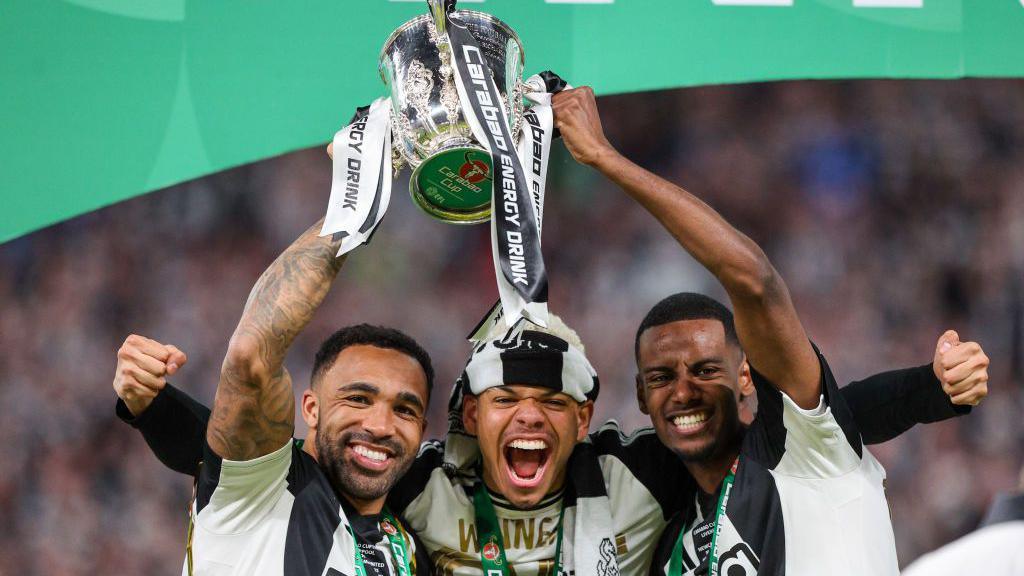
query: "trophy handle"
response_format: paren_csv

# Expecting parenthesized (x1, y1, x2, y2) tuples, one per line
(427, 0, 456, 37)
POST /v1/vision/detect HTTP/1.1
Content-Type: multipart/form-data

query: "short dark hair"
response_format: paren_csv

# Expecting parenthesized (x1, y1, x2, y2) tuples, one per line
(311, 324, 434, 398)
(635, 292, 740, 360)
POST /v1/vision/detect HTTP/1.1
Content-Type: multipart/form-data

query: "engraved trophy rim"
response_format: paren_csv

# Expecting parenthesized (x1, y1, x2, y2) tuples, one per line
(377, 9, 526, 80)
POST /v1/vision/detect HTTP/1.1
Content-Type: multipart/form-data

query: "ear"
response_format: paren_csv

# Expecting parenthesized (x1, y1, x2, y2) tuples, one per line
(575, 400, 595, 442)
(462, 394, 479, 435)
(635, 374, 649, 415)
(738, 358, 754, 399)
(301, 389, 319, 430)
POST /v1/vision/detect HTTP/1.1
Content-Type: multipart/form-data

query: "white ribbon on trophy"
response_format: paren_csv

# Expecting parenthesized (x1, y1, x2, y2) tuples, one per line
(321, 97, 393, 256)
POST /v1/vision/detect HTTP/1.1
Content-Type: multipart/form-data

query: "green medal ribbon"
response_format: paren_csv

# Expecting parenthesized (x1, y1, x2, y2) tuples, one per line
(348, 507, 414, 576)
(473, 484, 566, 576)
(669, 458, 738, 576)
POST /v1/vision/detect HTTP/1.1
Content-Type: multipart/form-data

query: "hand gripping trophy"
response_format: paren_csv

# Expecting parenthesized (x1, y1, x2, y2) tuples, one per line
(322, 0, 565, 327)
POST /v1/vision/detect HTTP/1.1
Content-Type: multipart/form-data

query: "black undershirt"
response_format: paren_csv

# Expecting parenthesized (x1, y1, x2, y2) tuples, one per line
(349, 512, 393, 576)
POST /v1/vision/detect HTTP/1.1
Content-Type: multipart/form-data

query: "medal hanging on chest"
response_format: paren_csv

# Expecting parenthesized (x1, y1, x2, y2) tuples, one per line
(349, 508, 414, 576)
(472, 484, 565, 576)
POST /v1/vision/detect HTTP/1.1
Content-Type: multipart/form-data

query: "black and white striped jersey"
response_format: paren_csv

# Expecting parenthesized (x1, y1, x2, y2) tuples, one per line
(384, 424, 694, 576)
(188, 439, 428, 576)
(651, 350, 899, 576)
(116, 358, 963, 576)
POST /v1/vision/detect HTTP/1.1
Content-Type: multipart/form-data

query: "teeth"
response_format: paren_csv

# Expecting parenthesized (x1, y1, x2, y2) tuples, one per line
(508, 439, 548, 450)
(672, 413, 708, 431)
(353, 445, 388, 462)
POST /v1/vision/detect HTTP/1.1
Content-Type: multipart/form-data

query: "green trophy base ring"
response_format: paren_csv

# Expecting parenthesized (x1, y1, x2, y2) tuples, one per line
(410, 147, 493, 224)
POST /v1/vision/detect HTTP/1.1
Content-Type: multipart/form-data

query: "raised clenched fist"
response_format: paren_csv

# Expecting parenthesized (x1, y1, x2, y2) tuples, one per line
(932, 330, 989, 406)
(552, 86, 616, 167)
(113, 334, 187, 416)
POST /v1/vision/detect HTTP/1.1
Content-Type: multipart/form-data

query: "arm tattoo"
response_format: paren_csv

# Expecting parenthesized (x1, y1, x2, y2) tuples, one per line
(208, 219, 345, 460)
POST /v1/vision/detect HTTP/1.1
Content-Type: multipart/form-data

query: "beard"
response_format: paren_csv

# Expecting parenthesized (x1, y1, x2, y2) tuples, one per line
(672, 395, 744, 464)
(315, 426, 414, 502)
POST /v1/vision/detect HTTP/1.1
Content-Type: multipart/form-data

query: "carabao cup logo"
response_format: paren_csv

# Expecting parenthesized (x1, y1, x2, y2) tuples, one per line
(482, 539, 502, 564)
(459, 158, 490, 184)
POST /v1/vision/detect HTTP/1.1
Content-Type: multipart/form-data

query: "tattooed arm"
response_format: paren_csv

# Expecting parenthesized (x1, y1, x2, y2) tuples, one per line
(207, 219, 344, 460)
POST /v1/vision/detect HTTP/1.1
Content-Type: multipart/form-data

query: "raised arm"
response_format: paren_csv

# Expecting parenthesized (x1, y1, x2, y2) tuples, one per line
(842, 329, 988, 444)
(553, 87, 820, 408)
(113, 334, 208, 475)
(116, 382, 211, 475)
(207, 219, 344, 460)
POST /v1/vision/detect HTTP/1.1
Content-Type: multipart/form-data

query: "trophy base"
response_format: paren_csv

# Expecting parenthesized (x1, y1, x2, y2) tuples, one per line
(410, 147, 493, 224)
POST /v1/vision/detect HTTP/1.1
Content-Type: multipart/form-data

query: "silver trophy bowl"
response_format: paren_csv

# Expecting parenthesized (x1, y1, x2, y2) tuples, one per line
(379, 5, 525, 224)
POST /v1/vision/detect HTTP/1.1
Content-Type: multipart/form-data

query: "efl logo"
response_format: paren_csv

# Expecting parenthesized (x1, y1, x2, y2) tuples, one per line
(482, 542, 501, 561)
(381, 519, 398, 536)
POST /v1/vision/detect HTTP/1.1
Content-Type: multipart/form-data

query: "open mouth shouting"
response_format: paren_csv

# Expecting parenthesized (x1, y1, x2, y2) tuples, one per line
(503, 438, 552, 488)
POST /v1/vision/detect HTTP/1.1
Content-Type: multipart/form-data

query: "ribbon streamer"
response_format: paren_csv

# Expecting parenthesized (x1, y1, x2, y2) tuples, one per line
(321, 97, 393, 256)
(445, 11, 549, 328)
(467, 73, 566, 342)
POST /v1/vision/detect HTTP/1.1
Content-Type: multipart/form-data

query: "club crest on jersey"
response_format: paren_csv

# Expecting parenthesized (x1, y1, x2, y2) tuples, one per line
(381, 519, 398, 536)
(597, 537, 620, 576)
(482, 539, 502, 563)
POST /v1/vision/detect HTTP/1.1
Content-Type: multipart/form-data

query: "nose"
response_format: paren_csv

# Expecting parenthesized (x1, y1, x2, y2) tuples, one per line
(669, 378, 700, 406)
(514, 398, 545, 429)
(361, 403, 396, 439)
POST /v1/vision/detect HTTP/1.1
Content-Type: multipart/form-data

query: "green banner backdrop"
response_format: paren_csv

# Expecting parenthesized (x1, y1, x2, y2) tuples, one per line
(2, 0, 1022, 242)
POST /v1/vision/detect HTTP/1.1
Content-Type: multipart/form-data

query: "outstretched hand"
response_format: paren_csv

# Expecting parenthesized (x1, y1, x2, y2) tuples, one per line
(932, 330, 989, 406)
(552, 86, 617, 167)
(113, 334, 188, 416)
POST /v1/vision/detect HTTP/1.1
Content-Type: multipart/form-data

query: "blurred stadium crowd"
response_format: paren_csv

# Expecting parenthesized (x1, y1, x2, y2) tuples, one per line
(1, 79, 1022, 574)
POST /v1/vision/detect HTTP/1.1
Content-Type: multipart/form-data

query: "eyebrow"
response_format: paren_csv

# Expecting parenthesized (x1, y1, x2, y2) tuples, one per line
(690, 357, 726, 371)
(642, 356, 726, 375)
(396, 391, 426, 412)
(337, 382, 380, 395)
(642, 365, 673, 375)
(338, 382, 425, 411)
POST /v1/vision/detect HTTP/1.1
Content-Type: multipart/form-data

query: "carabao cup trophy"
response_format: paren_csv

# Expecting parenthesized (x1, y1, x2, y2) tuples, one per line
(381, 0, 526, 224)
(323, 0, 558, 327)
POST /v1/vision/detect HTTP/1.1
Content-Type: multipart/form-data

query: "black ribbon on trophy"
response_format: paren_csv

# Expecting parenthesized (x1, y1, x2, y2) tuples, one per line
(441, 4, 549, 327)
(321, 0, 565, 328)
